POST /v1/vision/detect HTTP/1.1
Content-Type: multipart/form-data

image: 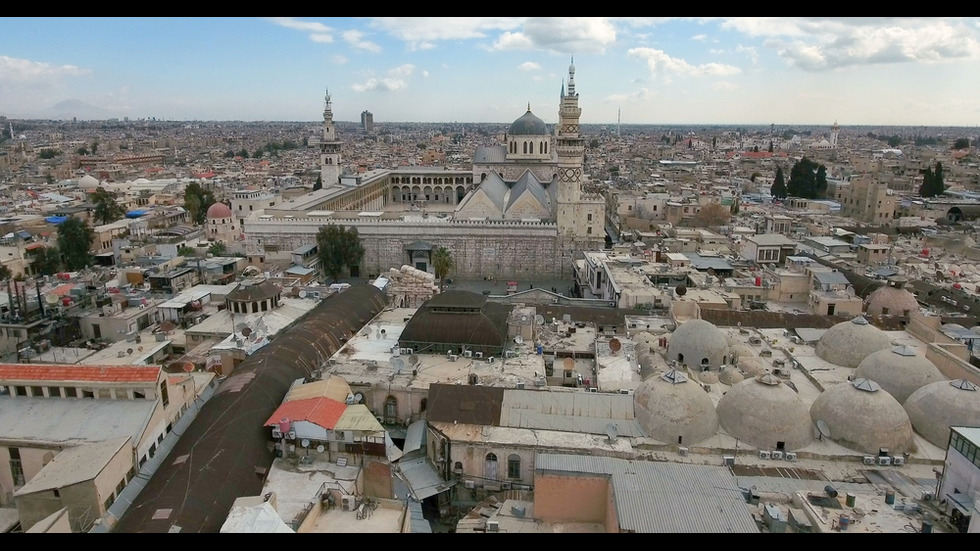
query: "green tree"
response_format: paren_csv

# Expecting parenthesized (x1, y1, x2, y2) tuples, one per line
(768, 141, 774, 153)
(39, 149, 60, 159)
(177, 245, 196, 257)
(237, 148, 249, 158)
(589, 138, 600, 149)
(27, 246, 60, 276)
(431, 246, 455, 291)
(919, 161, 946, 197)
(954, 138, 970, 150)
(183, 182, 216, 226)
(56, 217, 94, 271)
(787, 157, 826, 199)
(91, 141, 98, 154)
(886, 135, 901, 148)
(693, 202, 731, 227)
(91, 186, 126, 225)
(771, 166, 788, 200)
(315, 225, 364, 282)
(313, 173, 322, 191)
(0, 264, 11, 281)
(208, 241, 227, 257)
(76, 146, 89, 156)
(224, 150, 236, 158)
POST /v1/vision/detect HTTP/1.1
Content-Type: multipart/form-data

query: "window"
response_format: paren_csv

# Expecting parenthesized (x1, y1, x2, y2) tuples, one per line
(587, 213, 592, 222)
(507, 454, 521, 479)
(9, 448, 24, 486)
(484, 453, 499, 480)
(160, 381, 169, 408)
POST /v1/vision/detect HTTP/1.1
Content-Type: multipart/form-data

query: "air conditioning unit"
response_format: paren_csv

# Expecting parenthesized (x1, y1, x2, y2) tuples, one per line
(678, 447, 689, 456)
(771, 451, 784, 460)
(486, 520, 499, 532)
(891, 456, 905, 466)
(464, 350, 472, 358)
(723, 455, 735, 466)
(287, 431, 296, 440)
(449, 355, 458, 362)
(863, 456, 876, 465)
(500, 482, 511, 490)
(878, 456, 892, 466)
(487, 356, 494, 364)
(588, 387, 598, 393)
(475, 351, 483, 358)
(921, 491, 934, 501)
(464, 480, 476, 489)
(516, 382, 525, 389)
(785, 452, 797, 461)
(271, 428, 282, 439)
(341, 495, 357, 511)
(759, 450, 771, 460)
(619, 389, 632, 395)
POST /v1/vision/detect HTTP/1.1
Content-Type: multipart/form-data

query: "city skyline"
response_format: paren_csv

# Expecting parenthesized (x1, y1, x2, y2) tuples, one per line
(3, 17, 980, 127)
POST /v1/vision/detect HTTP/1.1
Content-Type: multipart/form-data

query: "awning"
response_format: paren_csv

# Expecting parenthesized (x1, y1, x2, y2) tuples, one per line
(397, 455, 456, 501)
(948, 492, 975, 515)
(45, 216, 68, 225)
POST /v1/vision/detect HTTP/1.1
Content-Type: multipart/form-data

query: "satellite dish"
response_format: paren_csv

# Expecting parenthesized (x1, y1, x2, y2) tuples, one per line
(816, 419, 832, 439)
(392, 357, 405, 373)
(45, 293, 59, 305)
(563, 357, 575, 371)
(354, 392, 364, 403)
(609, 338, 622, 353)
(408, 354, 420, 367)
(299, 290, 307, 298)
(605, 423, 618, 442)
(182, 362, 194, 373)
(241, 327, 252, 337)
(301, 439, 310, 448)
(126, 348, 133, 355)
(534, 315, 545, 326)
(514, 335, 524, 344)
(316, 444, 325, 453)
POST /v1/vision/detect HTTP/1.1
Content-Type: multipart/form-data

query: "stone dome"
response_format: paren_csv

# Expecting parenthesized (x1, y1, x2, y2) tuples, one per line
(207, 202, 233, 219)
(634, 370, 719, 446)
(864, 284, 919, 317)
(737, 358, 764, 377)
(854, 345, 946, 403)
(78, 174, 100, 190)
(716, 374, 814, 451)
(718, 367, 744, 386)
(508, 108, 548, 136)
(904, 379, 980, 448)
(810, 378, 914, 454)
(729, 344, 755, 362)
(815, 316, 893, 368)
(698, 371, 719, 384)
(667, 319, 730, 370)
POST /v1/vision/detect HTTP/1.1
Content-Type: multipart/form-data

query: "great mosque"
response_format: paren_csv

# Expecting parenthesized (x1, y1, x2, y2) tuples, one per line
(241, 59, 605, 280)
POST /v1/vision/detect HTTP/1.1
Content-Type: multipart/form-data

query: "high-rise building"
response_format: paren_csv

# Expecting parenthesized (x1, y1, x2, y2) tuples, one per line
(361, 110, 374, 134)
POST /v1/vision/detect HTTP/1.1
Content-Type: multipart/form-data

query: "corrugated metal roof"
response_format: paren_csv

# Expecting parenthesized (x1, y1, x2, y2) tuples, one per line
(14, 437, 131, 495)
(500, 390, 646, 437)
(426, 383, 505, 425)
(0, 396, 155, 444)
(406, 499, 432, 533)
(535, 453, 759, 533)
(334, 403, 384, 432)
(398, 455, 456, 501)
(284, 376, 350, 403)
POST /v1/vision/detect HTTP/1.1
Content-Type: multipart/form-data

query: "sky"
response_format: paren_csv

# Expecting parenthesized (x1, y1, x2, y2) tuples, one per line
(3, 17, 980, 127)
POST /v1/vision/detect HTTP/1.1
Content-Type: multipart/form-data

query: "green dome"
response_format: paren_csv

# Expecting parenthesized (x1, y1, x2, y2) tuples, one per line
(508, 108, 548, 136)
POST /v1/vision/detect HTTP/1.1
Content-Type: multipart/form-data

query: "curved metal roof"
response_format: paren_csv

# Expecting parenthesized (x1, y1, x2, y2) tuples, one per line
(508, 108, 548, 136)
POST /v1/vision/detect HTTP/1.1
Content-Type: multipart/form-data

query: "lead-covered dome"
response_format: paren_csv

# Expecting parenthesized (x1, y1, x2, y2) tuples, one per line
(815, 316, 892, 368)
(508, 108, 548, 136)
(634, 370, 719, 446)
(667, 319, 730, 370)
(810, 378, 914, 454)
(904, 379, 980, 448)
(854, 345, 945, 403)
(78, 174, 100, 190)
(864, 283, 919, 317)
(716, 373, 813, 451)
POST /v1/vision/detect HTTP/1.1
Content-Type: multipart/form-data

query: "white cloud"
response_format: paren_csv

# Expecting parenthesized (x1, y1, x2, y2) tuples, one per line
(692, 34, 707, 41)
(351, 64, 415, 92)
(606, 87, 656, 104)
(342, 29, 382, 53)
(519, 61, 542, 71)
(331, 55, 349, 64)
(0, 55, 91, 83)
(267, 17, 334, 43)
(710, 81, 738, 91)
(369, 17, 521, 50)
(492, 17, 617, 54)
(627, 48, 741, 77)
(422, 70, 429, 77)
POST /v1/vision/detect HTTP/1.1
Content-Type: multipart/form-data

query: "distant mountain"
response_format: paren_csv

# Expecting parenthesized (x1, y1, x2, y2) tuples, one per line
(12, 99, 120, 121)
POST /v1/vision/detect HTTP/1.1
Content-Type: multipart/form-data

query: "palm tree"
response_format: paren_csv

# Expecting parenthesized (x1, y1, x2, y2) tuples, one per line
(431, 246, 454, 291)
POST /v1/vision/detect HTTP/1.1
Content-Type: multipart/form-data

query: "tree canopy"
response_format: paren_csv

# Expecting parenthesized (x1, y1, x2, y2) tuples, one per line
(91, 186, 126, 225)
(919, 161, 946, 198)
(27, 246, 60, 276)
(771, 166, 788, 200)
(315, 225, 364, 282)
(693, 202, 731, 228)
(56, 217, 94, 271)
(953, 138, 970, 149)
(786, 157, 828, 199)
(431, 246, 455, 290)
(184, 182, 216, 226)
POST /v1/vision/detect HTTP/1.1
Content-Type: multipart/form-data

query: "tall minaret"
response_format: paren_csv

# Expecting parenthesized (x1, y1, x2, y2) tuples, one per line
(556, 57, 584, 228)
(830, 120, 840, 149)
(319, 87, 342, 186)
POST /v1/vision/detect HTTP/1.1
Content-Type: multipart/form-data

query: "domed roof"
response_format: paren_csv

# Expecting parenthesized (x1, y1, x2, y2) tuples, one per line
(730, 344, 755, 361)
(716, 374, 813, 451)
(698, 371, 719, 384)
(737, 358, 764, 377)
(508, 107, 548, 136)
(667, 319, 730, 370)
(864, 285, 919, 317)
(815, 316, 893, 368)
(78, 174, 100, 189)
(634, 370, 719, 446)
(207, 202, 233, 219)
(854, 345, 945, 403)
(718, 368, 744, 386)
(810, 378, 914, 454)
(904, 379, 980, 447)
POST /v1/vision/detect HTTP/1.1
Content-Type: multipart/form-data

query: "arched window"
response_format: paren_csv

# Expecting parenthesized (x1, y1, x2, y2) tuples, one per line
(384, 396, 397, 420)
(507, 454, 521, 479)
(484, 453, 498, 480)
(523, 142, 528, 154)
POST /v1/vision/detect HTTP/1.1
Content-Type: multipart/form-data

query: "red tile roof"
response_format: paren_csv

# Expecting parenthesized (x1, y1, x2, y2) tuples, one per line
(0, 364, 161, 383)
(264, 397, 347, 430)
